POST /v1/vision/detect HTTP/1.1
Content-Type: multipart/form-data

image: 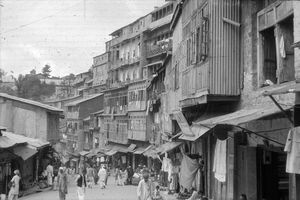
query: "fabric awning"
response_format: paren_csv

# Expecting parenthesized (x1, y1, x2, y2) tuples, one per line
(179, 126, 210, 141)
(71, 158, 79, 162)
(128, 144, 137, 152)
(196, 105, 292, 128)
(2, 131, 49, 149)
(13, 145, 37, 160)
(157, 142, 183, 155)
(79, 151, 90, 156)
(106, 144, 130, 153)
(143, 146, 159, 159)
(105, 149, 118, 156)
(173, 112, 194, 137)
(0, 135, 26, 149)
(263, 81, 300, 96)
(144, 61, 163, 68)
(134, 145, 151, 154)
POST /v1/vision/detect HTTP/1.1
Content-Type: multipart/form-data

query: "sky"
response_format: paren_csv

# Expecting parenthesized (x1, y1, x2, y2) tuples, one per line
(0, 0, 166, 77)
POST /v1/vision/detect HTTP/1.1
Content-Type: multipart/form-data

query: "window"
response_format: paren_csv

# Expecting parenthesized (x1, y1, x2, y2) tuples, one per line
(174, 62, 179, 90)
(68, 107, 72, 112)
(200, 17, 209, 61)
(116, 50, 120, 60)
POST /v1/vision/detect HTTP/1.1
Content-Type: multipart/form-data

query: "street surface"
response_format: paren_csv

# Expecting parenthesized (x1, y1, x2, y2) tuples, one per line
(20, 175, 137, 200)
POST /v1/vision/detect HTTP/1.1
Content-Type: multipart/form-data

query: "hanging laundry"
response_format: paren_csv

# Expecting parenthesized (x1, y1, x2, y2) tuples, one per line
(179, 154, 200, 189)
(280, 36, 286, 58)
(213, 139, 227, 182)
(284, 127, 300, 174)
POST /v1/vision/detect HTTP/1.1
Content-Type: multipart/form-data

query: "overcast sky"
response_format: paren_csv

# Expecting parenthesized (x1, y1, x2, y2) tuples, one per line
(0, 0, 165, 77)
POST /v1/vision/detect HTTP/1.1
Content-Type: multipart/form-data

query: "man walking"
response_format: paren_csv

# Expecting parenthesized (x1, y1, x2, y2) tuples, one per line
(137, 168, 154, 200)
(58, 167, 68, 200)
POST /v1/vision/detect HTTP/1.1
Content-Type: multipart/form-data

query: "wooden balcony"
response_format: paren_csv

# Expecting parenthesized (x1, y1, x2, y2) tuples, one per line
(128, 101, 147, 112)
(182, 62, 209, 99)
(146, 40, 172, 58)
(107, 122, 128, 144)
(128, 130, 147, 141)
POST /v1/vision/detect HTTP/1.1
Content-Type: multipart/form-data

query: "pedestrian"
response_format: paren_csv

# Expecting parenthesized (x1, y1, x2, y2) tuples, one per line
(93, 165, 99, 185)
(115, 167, 121, 185)
(8, 170, 21, 200)
(121, 167, 128, 185)
(86, 165, 94, 189)
(104, 165, 109, 186)
(76, 169, 87, 200)
(46, 162, 54, 189)
(98, 165, 107, 189)
(137, 168, 154, 200)
(127, 165, 133, 185)
(58, 167, 68, 200)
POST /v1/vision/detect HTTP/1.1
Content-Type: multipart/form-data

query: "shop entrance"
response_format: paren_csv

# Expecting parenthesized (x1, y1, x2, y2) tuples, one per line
(257, 147, 288, 200)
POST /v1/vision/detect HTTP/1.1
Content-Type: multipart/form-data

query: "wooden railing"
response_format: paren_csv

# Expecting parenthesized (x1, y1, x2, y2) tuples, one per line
(146, 40, 172, 57)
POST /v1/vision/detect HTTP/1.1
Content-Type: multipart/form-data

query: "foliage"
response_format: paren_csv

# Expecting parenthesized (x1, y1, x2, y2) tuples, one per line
(42, 64, 52, 78)
(15, 73, 55, 101)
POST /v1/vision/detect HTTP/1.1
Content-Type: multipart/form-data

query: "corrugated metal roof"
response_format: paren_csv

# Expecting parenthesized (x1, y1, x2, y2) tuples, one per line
(195, 105, 292, 127)
(262, 81, 300, 96)
(2, 132, 50, 149)
(65, 93, 103, 107)
(43, 95, 82, 103)
(134, 145, 152, 154)
(0, 93, 63, 112)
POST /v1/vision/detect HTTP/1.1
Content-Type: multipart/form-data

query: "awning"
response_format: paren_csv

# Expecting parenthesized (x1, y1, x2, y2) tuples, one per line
(173, 112, 194, 136)
(263, 81, 300, 96)
(105, 149, 118, 156)
(179, 126, 210, 141)
(79, 151, 90, 156)
(144, 61, 163, 68)
(71, 158, 79, 162)
(196, 105, 292, 128)
(128, 144, 137, 152)
(143, 146, 159, 158)
(13, 145, 37, 160)
(157, 142, 183, 155)
(2, 131, 49, 149)
(0, 135, 26, 149)
(106, 144, 131, 153)
(134, 145, 151, 154)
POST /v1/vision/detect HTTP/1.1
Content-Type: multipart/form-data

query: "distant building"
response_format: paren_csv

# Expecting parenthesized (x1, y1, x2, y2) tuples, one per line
(64, 94, 104, 153)
(92, 52, 110, 93)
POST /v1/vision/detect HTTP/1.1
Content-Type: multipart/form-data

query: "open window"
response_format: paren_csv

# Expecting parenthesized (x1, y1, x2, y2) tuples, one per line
(257, 2, 295, 87)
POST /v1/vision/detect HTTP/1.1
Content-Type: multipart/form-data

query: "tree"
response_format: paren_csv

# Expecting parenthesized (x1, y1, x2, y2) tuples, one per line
(30, 69, 36, 75)
(42, 64, 51, 78)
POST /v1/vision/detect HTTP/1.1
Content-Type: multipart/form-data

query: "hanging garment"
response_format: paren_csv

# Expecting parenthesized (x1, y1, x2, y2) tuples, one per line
(284, 127, 300, 174)
(179, 154, 200, 190)
(213, 139, 227, 182)
(280, 36, 286, 58)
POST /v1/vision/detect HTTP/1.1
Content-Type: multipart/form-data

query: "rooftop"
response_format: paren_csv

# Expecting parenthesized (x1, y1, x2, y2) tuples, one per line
(65, 93, 103, 107)
(0, 93, 63, 112)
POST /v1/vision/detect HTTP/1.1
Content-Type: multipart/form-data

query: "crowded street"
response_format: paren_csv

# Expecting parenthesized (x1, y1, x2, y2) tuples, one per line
(1, 0, 300, 200)
(20, 175, 137, 200)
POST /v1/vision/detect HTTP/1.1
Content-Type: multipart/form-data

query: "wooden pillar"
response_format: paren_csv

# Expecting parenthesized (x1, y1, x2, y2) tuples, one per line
(133, 154, 136, 169)
(227, 132, 235, 200)
(294, 93, 300, 200)
(36, 153, 39, 182)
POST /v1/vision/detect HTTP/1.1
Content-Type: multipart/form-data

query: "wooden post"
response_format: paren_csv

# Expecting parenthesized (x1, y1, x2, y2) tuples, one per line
(36, 153, 39, 182)
(294, 93, 300, 200)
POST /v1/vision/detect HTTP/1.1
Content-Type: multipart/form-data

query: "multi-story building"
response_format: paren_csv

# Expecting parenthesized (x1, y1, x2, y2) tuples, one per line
(64, 94, 104, 153)
(97, 2, 176, 168)
(92, 52, 110, 93)
(154, 1, 299, 200)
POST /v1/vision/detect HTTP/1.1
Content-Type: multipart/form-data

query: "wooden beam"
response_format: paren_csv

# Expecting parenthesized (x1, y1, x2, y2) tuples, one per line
(223, 17, 241, 27)
(269, 95, 294, 125)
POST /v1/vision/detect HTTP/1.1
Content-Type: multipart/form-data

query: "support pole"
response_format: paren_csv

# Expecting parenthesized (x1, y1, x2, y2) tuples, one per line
(269, 95, 294, 125)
